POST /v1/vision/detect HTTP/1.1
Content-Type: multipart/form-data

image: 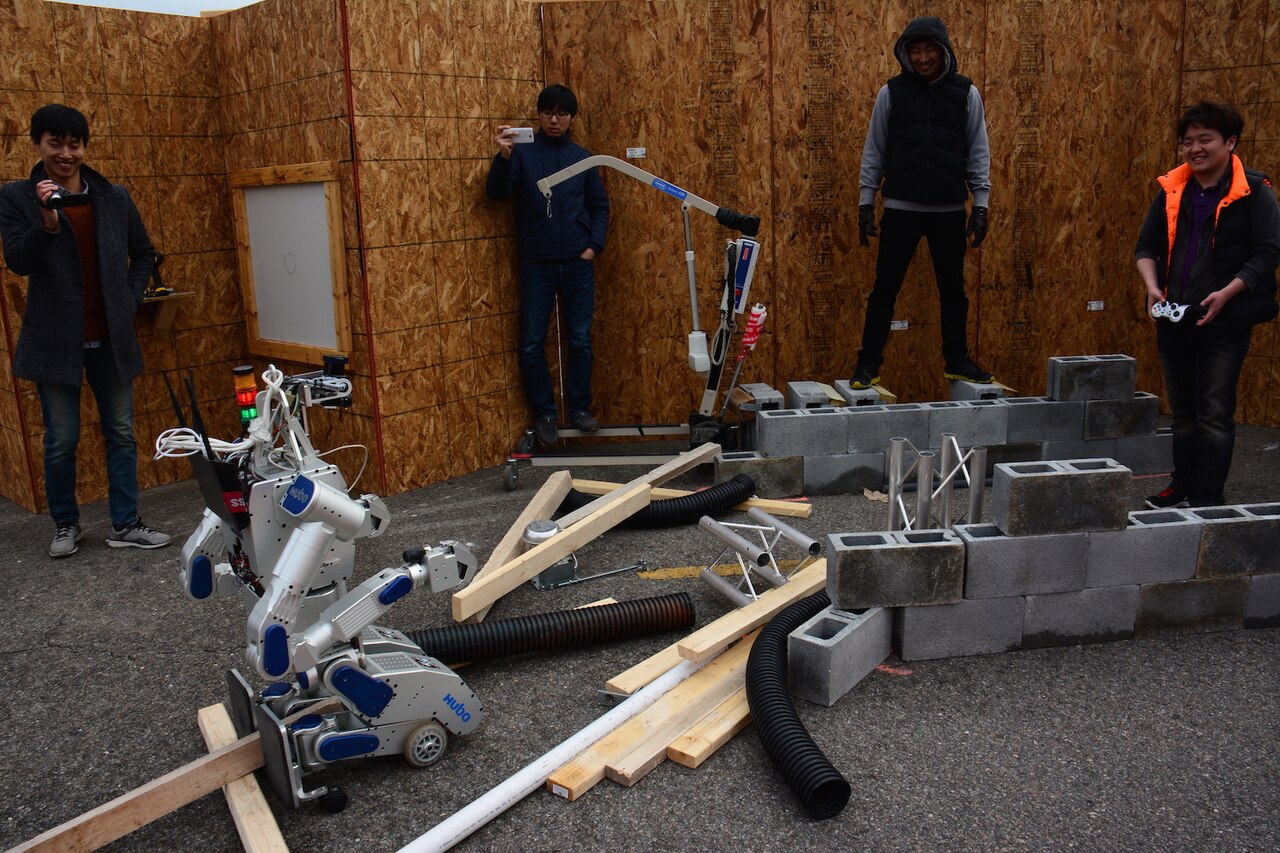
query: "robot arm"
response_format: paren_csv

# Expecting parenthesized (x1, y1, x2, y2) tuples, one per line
(245, 473, 391, 679)
(291, 541, 478, 672)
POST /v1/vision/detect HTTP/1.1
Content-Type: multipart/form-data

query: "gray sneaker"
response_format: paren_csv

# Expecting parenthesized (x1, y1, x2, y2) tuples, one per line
(50, 523, 82, 558)
(107, 520, 172, 549)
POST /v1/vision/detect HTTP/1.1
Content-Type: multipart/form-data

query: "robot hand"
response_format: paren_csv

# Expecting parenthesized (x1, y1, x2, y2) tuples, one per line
(179, 509, 242, 600)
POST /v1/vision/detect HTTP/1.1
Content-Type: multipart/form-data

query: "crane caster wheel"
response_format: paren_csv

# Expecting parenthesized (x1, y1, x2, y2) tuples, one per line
(318, 785, 348, 813)
(503, 461, 519, 491)
(516, 433, 535, 455)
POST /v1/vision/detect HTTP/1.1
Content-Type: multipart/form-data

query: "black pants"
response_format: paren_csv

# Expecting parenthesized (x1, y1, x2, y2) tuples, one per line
(1156, 319, 1252, 506)
(857, 207, 970, 368)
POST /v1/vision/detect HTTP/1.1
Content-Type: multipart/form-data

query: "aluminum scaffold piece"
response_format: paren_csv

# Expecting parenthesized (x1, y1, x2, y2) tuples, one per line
(886, 433, 987, 531)
(697, 510, 823, 607)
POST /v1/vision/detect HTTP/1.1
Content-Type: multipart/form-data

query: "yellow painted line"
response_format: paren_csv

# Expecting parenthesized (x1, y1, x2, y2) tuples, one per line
(638, 558, 805, 580)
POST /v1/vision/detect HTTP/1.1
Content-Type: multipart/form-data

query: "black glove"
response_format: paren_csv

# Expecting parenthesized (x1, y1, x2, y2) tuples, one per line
(858, 204, 878, 247)
(966, 205, 989, 248)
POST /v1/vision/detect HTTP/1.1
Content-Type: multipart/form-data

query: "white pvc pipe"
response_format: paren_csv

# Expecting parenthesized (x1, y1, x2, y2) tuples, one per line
(396, 659, 703, 853)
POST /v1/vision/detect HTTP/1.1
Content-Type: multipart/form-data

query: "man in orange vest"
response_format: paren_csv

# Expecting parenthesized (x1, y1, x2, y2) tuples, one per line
(1136, 101, 1280, 508)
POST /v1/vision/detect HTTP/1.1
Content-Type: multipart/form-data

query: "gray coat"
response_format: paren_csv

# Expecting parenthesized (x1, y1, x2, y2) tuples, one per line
(0, 162, 154, 385)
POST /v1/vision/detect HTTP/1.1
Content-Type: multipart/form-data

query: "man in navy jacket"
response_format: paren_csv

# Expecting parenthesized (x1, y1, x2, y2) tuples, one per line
(487, 85, 610, 446)
(0, 104, 170, 557)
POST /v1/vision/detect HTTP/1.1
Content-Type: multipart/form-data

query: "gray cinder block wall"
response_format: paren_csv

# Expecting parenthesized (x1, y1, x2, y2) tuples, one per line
(817, 463, 1278, 667)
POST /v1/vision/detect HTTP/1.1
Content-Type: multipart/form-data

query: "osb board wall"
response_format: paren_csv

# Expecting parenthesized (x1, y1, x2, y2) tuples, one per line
(0, 1, 225, 513)
(543, 0, 1280, 427)
(336, 0, 543, 494)
(208, 0, 376, 482)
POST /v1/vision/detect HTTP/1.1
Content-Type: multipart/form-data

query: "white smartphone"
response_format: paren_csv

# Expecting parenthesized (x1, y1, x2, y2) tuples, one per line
(507, 127, 535, 144)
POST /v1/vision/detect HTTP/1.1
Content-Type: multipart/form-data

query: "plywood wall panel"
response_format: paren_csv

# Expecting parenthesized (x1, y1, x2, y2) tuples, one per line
(1184, 0, 1266, 68)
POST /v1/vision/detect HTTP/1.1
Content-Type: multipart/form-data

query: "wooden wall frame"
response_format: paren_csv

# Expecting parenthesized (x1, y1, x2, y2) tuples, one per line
(229, 161, 352, 365)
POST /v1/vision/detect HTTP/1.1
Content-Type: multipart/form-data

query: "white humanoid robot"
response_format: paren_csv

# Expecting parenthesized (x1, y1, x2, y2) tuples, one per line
(167, 363, 482, 812)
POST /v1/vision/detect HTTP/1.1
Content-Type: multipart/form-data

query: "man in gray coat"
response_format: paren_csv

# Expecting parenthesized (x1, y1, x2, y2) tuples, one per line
(0, 104, 170, 557)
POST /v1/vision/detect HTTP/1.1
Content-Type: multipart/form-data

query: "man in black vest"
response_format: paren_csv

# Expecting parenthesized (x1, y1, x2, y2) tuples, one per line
(852, 16, 993, 389)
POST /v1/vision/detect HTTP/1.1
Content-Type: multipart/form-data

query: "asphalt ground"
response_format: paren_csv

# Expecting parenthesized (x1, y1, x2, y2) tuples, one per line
(1, 421, 1277, 852)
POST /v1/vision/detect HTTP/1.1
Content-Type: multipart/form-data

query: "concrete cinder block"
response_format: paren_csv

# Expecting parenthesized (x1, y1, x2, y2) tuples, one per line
(785, 380, 833, 409)
(1023, 586, 1139, 648)
(949, 380, 1006, 401)
(1047, 354, 1137, 401)
(1004, 396, 1085, 443)
(1085, 508, 1199, 587)
(803, 452, 885, 495)
(826, 529, 965, 610)
(833, 379, 884, 407)
(788, 606, 892, 706)
(1193, 503, 1280, 577)
(845, 402, 930, 453)
(714, 451, 804, 498)
(1112, 428, 1173, 475)
(925, 400, 1009, 448)
(737, 383, 785, 411)
(893, 597, 1024, 661)
(955, 523, 1088, 598)
(755, 407, 849, 458)
(1135, 578, 1248, 636)
(991, 458, 1131, 536)
(1083, 392, 1160, 439)
(1245, 573, 1280, 629)
(1040, 438, 1117, 462)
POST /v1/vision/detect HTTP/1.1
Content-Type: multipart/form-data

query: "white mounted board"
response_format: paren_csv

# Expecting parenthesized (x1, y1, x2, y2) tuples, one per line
(230, 161, 351, 365)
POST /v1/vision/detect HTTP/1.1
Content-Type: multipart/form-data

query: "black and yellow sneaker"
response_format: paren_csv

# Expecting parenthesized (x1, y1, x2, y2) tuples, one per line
(943, 359, 994, 384)
(850, 363, 880, 390)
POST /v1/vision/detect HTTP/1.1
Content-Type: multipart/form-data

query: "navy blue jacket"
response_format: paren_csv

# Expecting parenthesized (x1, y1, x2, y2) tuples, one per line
(486, 131, 609, 260)
(0, 162, 154, 385)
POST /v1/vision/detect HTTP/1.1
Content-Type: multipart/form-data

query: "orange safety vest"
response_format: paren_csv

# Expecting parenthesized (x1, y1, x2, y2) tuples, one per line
(1155, 154, 1252, 287)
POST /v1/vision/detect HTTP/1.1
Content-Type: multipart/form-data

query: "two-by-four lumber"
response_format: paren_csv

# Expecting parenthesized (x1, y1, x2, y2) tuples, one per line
(570, 478, 812, 519)
(604, 642, 684, 697)
(197, 703, 289, 853)
(555, 442, 720, 530)
(603, 630, 758, 787)
(667, 687, 751, 769)
(451, 484, 652, 621)
(8, 732, 265, 853)
(8, 700, 339, 853)
(465, 470, 573, 623)
(677, 558, 827, 663)
(546, 631, 753, 801)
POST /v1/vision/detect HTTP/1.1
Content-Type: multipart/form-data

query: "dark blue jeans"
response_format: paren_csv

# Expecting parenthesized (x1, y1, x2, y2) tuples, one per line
(37, 342, 139, 528)
(1156, 319, 1252, 506)
(857, 208, 970, 367)
(518, 257, 595, 420)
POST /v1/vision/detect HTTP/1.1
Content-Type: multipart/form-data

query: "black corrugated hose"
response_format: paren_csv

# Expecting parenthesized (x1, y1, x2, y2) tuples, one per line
(556, 473, 756, 528)
(745, 590, 851, 820)
(405, 592, 695, 667)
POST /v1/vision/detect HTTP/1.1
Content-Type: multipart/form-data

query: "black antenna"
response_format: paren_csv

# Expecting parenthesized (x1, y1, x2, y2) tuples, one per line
(161, 371, 187, 428)
(185, 369, 216, 460)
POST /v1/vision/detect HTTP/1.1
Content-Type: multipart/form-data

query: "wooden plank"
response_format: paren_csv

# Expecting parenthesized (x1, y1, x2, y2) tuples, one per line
(555, 442, 719, 530)
(465, 470, 573, 623)
(451, 484, 652, 621)
(228, 161, 338, 188)
(197, 704, 289, 853)
(9, 736, 266, 853)
(677, 559, 827, 663)
(571, 478, 811, 519)
(603, 631, 756, 787)
(604, 642, 684, 697)
(667, 687, 751, 769)
(545, 631, 754, 802)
